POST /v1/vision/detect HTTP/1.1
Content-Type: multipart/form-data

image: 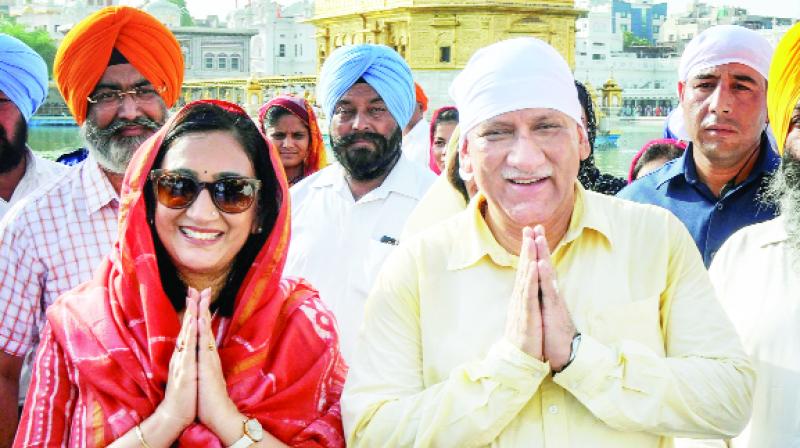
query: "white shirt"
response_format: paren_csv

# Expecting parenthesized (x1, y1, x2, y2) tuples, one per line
(0, 148, 67, 219)
(401, 118, 431, 169)
(285, 155, 435, 360)
(708, 216, 800, 448)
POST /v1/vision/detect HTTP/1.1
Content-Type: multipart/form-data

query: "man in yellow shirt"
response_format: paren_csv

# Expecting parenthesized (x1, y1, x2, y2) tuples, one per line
(342, 37, 754, 447)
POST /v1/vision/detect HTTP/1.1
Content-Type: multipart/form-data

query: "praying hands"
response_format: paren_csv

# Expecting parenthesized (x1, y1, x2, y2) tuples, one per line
(505, 225, 577, 372)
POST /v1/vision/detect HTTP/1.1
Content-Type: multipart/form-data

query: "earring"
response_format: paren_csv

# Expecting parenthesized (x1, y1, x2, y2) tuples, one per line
(458, 167, 474, 183)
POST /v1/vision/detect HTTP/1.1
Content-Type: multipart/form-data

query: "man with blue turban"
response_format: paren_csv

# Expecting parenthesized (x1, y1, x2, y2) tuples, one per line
(284, 44, 435, 360)
(0, 34, 65, 220)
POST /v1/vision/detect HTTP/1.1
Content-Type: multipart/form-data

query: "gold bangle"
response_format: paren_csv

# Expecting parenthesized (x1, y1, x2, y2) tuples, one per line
(134, 424, 153, 448)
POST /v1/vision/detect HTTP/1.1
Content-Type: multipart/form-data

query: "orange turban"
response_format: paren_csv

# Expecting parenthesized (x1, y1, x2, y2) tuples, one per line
(54, 6, 184, 125)
(768, 21, 800, 156)
(415, 82, 428, 112)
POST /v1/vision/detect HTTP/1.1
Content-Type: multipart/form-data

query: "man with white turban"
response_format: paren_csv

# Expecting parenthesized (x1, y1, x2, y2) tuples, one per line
(284, 44, 434, 360)
(0, 7, 183, 441)
(619, 25, 779, 267)
(0, 34, 65, 220)
(705, 21, 800, 447)
(342, 37, 753, 447)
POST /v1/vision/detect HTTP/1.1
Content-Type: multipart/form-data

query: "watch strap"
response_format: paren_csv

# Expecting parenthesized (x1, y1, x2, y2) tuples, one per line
(228, 434, 255, 448)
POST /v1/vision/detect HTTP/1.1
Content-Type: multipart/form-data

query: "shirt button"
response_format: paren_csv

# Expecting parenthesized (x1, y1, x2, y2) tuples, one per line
(548, 405, 559, 414)
(716, 203, 724, 211)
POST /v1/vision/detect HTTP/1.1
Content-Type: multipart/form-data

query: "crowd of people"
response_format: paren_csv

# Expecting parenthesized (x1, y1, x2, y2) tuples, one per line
(0, 5, 797, 447)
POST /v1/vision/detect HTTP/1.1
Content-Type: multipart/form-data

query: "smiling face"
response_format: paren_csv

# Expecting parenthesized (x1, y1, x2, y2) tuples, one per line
(679, 62, 767, 165)
(84, 63, 167, 174)
(154, 130, 258, 281)
(266, 112, 310, 172)
(462, 108, 589, 232)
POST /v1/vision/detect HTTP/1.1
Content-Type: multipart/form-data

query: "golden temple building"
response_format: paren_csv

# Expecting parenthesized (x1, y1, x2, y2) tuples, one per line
(309, 0, 584, 108)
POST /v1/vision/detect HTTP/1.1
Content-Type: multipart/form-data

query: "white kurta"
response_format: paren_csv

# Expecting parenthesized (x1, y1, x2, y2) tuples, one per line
(400, 118, 431, 170)
(0, 148, 67, 220)
(709, 216, 800, 448)
(284, 155, 435, 360)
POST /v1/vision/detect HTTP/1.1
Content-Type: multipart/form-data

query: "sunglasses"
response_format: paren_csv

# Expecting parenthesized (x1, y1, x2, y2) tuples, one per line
(150, 169, 261, 214)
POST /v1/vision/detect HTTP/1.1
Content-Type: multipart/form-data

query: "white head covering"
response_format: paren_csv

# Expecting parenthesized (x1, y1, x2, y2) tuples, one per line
(449, 37, 583, 145)
(678, 25, 773, 82)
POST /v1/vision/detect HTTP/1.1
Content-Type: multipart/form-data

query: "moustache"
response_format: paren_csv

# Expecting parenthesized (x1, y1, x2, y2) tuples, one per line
(95, 116, 161, 139)
(335, 131, 386, 149)
(501, 168, 552, 180)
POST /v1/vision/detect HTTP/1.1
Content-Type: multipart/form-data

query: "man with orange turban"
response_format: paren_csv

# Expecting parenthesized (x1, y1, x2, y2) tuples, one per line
(401, 81, 432, 169)
(707, 21, 800, 447)
(0, 6, 183, 442)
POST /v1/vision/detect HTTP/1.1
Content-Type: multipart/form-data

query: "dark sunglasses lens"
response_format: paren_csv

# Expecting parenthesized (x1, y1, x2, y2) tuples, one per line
(156, 174, 197, 209)
(213, 178, 257, 213)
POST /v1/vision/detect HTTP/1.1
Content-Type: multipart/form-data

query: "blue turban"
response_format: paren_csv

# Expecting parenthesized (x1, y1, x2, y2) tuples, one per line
(317, 44, 415, 129)
(0, 34, 48, 122)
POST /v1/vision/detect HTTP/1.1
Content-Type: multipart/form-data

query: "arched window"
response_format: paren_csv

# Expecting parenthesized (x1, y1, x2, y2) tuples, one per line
(230, 54, 241, 71)
(204, 53, 214, 69)
(218, 53, 227, 70)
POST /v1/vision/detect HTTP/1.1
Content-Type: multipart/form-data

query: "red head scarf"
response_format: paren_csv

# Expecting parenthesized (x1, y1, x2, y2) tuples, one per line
(628, 138, 687, 183)
(44, 100, 345, 446)
(54, 6, 184, 125)
(428, 106, 458, 175)
(259, 95, 327, 184)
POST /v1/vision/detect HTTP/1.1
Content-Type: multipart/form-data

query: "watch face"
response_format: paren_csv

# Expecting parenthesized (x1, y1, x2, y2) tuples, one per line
(245, 419, 264, 441)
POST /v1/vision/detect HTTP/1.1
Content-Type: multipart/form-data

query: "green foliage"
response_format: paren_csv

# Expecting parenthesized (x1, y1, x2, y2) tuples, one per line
(623, 31, 651, 48)
(167, 0, 195, 26)
(0, 18, 56, 76)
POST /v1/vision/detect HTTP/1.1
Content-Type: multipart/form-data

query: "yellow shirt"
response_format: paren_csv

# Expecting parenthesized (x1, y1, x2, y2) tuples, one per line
(342, 183, 754, 447)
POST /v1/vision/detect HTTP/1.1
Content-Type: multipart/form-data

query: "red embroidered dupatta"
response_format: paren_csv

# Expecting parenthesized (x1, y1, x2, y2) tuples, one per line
(45, 100, 346, 447)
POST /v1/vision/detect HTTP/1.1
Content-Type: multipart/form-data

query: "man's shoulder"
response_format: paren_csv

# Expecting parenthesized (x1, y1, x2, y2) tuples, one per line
(616, 161, 679, 203)
(1, 159, 88, 230)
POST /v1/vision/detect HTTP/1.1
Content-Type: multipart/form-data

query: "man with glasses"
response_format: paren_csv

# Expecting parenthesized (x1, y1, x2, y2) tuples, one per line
(0, 7, 183, 442)
(284, 44, 435, 361)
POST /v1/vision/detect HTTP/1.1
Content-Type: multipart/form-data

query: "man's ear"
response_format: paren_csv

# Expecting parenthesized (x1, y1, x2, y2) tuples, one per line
(677, 81, 686, 102)
(458, 137, 473, 177)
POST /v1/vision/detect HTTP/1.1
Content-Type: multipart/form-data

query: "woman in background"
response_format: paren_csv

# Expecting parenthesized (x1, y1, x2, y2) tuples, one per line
(260, 95, 327, 186)
(629, 138, 687, 182)
(428, 106, 459, 174)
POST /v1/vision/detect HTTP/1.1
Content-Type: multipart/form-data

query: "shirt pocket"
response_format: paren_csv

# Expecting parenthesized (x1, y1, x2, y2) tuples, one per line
(586, 296, 665, 357)
(354, 239, 396, 298)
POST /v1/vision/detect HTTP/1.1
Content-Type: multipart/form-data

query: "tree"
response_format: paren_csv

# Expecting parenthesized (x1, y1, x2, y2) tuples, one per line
(167, 0, 195, 27)
(0, 19, 57, 76)
(623, 31, 651, 49)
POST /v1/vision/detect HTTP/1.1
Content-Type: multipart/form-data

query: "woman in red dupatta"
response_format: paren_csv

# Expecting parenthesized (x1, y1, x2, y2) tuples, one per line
(427, 106, 458, 175)
(15, 100, 346, 447)
(259, 95, 326, 186)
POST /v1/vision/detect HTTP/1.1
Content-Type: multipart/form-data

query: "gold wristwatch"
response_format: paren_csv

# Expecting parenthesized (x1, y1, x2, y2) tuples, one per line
(228, 418, 264, 448)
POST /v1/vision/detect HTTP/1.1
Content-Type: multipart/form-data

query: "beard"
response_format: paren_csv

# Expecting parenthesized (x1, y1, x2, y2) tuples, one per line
(331, 126, 402, 181)
(0, 117, 28, 174)
(82, 113, 164, 174)
(765, 151, 800, 269)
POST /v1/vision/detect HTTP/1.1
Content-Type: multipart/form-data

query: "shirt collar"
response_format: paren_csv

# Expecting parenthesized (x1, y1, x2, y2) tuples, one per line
(81, 153, 119, 215)
(309, 154, 426, 202)
(447, 181, 613, 271)
(754, 215, 789, 247)
(657, 132, 779, 189)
